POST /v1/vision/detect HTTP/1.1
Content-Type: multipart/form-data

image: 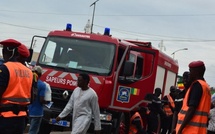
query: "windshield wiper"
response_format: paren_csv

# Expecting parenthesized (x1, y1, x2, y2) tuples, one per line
(67, 68, 100, 75)
(41, 64, 69, 72)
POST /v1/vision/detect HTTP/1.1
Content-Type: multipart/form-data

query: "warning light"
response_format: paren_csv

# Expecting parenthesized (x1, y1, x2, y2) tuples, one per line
(104, 28, 110, 36)
(66, 23, 72, 31)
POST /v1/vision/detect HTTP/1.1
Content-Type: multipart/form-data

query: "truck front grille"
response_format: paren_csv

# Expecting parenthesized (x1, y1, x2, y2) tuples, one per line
(51, 88, 73, 109)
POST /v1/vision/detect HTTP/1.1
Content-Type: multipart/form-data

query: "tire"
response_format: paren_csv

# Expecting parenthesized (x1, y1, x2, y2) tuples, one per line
(113, 112, 130, 134)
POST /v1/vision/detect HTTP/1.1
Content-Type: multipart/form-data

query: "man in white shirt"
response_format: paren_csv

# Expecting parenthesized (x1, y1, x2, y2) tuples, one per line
(207, 94, 215, 134)
(56, 73, 101, 134)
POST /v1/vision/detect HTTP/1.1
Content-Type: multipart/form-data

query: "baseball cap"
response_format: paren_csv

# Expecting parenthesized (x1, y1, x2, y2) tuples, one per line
(189, 60, 205, 68)
(32, 66, 43, 74)
(0, 39, 30, 58)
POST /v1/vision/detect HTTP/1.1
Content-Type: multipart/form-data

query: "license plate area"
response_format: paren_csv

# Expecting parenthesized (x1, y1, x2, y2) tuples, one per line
(49, 118, 70, 127)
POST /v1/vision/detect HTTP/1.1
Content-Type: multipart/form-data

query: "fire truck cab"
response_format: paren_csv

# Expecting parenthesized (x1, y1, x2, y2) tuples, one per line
(29, 24, 178, 134)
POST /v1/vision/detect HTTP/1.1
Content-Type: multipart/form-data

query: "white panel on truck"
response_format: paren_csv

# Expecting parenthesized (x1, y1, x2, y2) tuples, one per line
(164, 71, 177, 96)
(154, 66, 165, 93)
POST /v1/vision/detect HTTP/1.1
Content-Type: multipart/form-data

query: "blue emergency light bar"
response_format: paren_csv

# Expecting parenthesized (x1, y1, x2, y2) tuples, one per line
(66, 23, 72, 31)
(104, 28, 110, 36)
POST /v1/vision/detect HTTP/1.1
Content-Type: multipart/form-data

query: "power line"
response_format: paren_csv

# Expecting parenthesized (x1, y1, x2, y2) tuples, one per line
(94, 24, 215, 41)
(0, 10, 88, 16)
(1, 21, 215, 43)
(1, 9, 215, 17)
(0, 21, 50, 31)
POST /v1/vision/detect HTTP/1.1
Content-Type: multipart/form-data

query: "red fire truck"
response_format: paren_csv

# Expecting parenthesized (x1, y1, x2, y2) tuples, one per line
(28, 24, 179, 134)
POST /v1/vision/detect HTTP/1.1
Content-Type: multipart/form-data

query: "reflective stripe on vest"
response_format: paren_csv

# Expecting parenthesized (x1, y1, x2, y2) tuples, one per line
(1, 62, 33, 117)
(1, 98, 30, 103)
(177, 109, 208, 127)
(175, 98, 183, 102)
(177, 120, 207, 128)
(152, 99, 161, 104)
(176, 80, 211, 134)
(180, 109, 209, 116)
(129, 112, 143, 134)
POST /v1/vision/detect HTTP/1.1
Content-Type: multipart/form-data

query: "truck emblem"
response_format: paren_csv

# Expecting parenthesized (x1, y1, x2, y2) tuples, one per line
(62, 91, 69, 99)
(71, 33, 90, 38)
(116, 86, 130, 103)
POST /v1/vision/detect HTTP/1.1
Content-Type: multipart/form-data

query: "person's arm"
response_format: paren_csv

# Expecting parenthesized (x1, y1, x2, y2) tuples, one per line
(155, 97, 166, 117)
(171, 95, 182, 132)
(91, 91, 101, 133)
(56, 90, 75, 121)
(178, 82, 202, 133)
(171, 111, 178, 133)
(178, 106, 196, 133)
(0, 65, 9, 100)
(39, 81, 46, 104)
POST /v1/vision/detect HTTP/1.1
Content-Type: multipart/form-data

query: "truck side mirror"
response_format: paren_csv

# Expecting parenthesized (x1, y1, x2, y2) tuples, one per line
(123, 61, 134, 76)
(26, 48, 33, 63)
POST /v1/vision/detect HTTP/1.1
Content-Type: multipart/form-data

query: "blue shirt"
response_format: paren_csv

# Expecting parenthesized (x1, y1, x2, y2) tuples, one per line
(28, 79, 46, 117)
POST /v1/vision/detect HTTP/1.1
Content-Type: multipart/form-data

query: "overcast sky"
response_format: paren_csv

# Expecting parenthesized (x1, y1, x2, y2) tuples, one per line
(1, 0, 215, 87)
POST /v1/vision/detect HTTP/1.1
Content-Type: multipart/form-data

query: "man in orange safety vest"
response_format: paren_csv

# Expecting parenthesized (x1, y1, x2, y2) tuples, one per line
(0, 39, 33, 134)
(175, 60, 211, 134)
(161, 86, 176, 134)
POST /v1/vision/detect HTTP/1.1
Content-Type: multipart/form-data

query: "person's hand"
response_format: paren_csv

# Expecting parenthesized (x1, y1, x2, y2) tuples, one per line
(56, 116, 61, 122)
(94, 130, 101, 134)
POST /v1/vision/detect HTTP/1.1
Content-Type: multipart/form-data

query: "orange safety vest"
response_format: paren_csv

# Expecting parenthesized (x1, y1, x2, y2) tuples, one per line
(163, 94, 175, 116)
(176, 80, 211, 134)
(129, 112, 144, 134)
(0, 62, 33, 117)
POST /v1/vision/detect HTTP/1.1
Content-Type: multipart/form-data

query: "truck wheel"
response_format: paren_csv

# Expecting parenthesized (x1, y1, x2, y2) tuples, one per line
(114, 112, 129, 134)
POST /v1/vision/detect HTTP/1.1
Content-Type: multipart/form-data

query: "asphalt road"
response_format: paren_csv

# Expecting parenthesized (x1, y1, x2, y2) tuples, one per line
(50, 132, 71, 134)
(24, 131, 72, 134)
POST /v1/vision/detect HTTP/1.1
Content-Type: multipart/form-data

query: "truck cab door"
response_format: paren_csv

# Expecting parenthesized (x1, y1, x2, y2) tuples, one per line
(110, 44, 159, 111)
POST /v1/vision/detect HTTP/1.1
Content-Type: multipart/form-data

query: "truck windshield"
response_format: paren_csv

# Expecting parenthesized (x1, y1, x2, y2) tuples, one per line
(38, 36, 115, 75)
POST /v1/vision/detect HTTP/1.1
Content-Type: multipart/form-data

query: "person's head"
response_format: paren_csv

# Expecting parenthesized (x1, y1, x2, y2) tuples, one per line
(77, 73, 90, 89)
(188, 60, 205, 83)
(170, 86, 176, 93)
(154, 87, 162, 97)
(32, 66, 43, 77)
(0, 39, 30, 62)
(170, 86, 176, 97)
(182, 71, 190, 89)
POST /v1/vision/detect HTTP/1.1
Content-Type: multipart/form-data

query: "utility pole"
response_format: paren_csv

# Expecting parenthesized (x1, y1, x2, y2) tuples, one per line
(90, 0, 99, 33)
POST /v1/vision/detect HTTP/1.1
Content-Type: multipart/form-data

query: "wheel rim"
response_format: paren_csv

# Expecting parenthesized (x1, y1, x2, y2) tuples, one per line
(119, 120, 126, 134)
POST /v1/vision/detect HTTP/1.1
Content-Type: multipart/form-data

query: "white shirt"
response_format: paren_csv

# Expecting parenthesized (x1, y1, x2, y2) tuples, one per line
(207, 108, 215, 132)
(59, 87, 101, 134)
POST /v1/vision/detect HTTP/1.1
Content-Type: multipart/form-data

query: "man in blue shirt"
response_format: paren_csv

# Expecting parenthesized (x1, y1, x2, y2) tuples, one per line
(28, 66, 46, 134)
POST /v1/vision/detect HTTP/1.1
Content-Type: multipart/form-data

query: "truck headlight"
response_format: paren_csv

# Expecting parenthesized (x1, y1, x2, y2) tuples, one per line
(100, 113, 112, 121)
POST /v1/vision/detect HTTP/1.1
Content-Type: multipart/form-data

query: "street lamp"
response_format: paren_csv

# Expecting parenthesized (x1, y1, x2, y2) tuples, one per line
(171, 48, 188, 59)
